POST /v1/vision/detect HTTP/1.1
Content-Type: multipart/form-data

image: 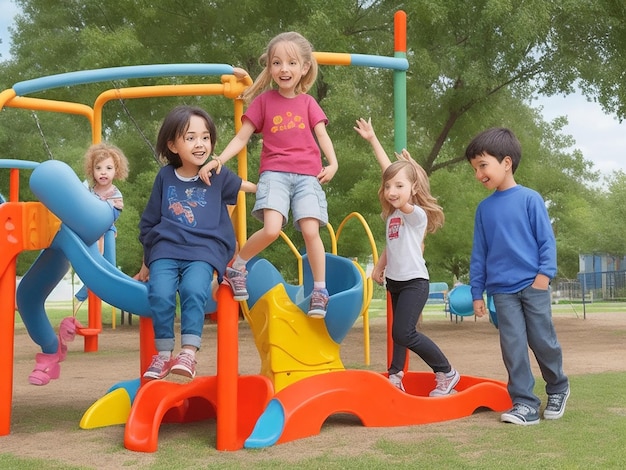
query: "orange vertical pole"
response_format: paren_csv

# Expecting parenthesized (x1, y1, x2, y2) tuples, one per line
(0, 168, 22, 435)
(9, 168, 19, 201)
(82, 291, 101, 352)
(139, 315, 156, 380)
(394, 10, 407, 53)
(215, 284, 240, 451)
(0, 168, 22, 436)
(0, 259, 17, 436)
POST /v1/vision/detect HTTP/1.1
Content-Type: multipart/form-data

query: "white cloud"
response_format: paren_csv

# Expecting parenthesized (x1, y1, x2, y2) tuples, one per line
(534, 93, 626, 177)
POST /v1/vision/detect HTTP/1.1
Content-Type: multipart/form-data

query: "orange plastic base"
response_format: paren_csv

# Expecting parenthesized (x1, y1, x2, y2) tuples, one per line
(246, 370, 511, 447)
(124, 374, 273, 453)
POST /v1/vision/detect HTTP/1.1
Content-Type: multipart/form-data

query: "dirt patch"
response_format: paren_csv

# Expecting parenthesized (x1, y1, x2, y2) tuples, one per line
(3, 310, 626, 468)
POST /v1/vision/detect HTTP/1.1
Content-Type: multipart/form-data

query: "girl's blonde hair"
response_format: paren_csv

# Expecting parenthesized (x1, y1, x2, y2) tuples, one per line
(379, 159, 444, 234)
(242, 31, 318, 103)
(83, 142, 129, 185)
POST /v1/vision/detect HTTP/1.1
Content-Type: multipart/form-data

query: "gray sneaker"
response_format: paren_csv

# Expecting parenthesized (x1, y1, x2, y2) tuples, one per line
(388, 371, 405, 392)
(429, 368, 460, 397)
(501, 403, 540, 425)
(224, 266, 249, 301)
(544, 387, 570, 420)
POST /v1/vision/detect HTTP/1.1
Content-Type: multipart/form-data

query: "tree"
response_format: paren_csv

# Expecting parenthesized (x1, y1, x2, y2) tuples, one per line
(2, 0, 625, 281)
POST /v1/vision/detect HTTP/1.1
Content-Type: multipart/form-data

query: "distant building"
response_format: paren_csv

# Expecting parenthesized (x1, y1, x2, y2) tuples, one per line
(577, 253, 626, 301)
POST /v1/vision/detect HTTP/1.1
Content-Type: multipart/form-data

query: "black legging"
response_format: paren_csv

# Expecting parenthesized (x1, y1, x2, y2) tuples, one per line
(386, 277, 452, 375)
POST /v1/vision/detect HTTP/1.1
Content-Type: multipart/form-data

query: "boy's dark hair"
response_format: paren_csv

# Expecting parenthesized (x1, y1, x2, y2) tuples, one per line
(464, 127, 522, 173)
(156, 105, 217, 167)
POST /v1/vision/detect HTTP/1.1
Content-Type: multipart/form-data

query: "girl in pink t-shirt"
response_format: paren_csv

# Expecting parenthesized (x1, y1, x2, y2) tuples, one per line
(199, 32, 338, 318)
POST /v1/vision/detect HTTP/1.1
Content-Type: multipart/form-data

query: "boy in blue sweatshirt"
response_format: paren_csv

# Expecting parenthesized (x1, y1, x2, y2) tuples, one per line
(465, 127, 570, 426)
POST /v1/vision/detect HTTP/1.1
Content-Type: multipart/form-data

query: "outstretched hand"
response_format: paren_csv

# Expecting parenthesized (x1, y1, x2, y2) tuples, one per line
(353, 117, 376, 142)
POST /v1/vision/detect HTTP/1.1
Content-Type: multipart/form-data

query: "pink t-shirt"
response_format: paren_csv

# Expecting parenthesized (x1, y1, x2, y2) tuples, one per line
(243, 90, 328, 176)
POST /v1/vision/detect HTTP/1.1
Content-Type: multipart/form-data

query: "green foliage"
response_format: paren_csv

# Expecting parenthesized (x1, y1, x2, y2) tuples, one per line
(2, 0, 626, 281)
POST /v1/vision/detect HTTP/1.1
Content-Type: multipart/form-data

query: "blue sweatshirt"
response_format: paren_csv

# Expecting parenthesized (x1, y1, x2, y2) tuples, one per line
(139, 164, 242, 280)
(469, 185, 556, 299)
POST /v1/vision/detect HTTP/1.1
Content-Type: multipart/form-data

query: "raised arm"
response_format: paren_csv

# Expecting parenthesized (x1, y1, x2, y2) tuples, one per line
(354, 117, 393, 171)
(355, 118, 414, 170)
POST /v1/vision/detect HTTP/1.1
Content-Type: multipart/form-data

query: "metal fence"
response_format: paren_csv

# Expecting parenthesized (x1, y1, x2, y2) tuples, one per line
(553, 271, 626, 302)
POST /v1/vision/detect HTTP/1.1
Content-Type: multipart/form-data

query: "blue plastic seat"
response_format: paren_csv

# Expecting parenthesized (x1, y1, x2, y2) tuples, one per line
(245, 254, 363, 344)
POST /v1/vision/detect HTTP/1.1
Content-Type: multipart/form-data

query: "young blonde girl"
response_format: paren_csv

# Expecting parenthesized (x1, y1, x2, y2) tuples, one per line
(198, 32, 338, 318)
(74, 142, 129, 305)
(355, 118, 459, 396)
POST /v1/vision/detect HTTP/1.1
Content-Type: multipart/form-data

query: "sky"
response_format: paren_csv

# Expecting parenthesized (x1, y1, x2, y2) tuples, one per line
(1, 0, 625, 180)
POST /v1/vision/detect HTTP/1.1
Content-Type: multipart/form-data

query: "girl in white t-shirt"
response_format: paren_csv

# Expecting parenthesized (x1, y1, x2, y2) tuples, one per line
(355, 118, 459, 396)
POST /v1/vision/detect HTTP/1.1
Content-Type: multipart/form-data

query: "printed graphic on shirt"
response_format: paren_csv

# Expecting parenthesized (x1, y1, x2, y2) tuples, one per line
(271, 111, 306, 134)
(167, 186, 207, 227)
(388, 216, 402, 240)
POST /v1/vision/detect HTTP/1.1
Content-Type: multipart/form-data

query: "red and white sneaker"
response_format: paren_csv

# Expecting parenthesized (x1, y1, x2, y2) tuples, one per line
(143, 354, 172, 380)
(170, 350, 197, 379)
(308, 288, 329, 318)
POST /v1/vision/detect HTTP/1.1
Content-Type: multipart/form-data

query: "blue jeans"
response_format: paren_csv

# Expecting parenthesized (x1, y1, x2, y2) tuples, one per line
(493, 286, 569, 409)
(148, 258, 214, 352)
(386, 278, 452, 375)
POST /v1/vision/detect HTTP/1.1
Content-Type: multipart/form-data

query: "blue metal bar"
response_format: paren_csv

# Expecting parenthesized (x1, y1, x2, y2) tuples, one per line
(13, 63, 234, 96)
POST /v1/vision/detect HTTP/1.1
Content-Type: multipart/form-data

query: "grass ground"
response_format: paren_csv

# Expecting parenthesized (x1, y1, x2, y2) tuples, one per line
(2, 300, 626, 469)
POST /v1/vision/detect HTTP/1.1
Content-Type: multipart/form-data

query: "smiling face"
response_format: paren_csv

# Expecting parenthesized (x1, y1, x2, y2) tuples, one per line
(269, 40, 310, 98)
(383, 166, 415, 211)
(469, 152, 516, 191)
(167, 115, 213, 177)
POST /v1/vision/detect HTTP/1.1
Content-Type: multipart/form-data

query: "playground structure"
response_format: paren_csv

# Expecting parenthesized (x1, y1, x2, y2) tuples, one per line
(0, 11, 511, 452)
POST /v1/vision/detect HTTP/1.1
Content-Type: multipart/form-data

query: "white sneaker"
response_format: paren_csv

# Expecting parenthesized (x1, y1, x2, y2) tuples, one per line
(388, 371, 405, 392)
(429, 368, 460, 396)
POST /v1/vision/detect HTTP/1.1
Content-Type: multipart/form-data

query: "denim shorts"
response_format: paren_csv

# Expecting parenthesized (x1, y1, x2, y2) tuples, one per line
(252, 171, 328, 231)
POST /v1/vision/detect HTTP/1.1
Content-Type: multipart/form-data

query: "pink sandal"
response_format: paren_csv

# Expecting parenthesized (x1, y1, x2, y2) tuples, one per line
(28, 351, 62, 386)
(28, 317, 84, 385)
